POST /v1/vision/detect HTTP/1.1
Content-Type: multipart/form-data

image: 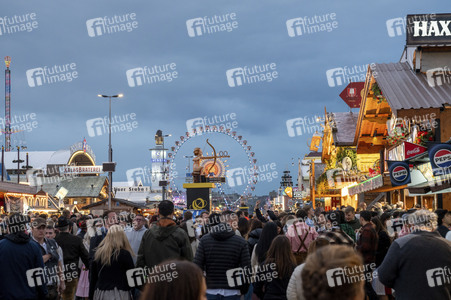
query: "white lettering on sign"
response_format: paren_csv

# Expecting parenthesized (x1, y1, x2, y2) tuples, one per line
(406, 147, 421, 156)
(413, 20, 451, 37)
(60, 166, 103, 174)
(114, 186, 151, 193)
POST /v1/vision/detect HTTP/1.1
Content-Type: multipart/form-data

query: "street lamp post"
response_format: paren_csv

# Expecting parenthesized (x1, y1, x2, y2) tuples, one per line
(98, 94, 123, 210)
(161, 134, 171, 200)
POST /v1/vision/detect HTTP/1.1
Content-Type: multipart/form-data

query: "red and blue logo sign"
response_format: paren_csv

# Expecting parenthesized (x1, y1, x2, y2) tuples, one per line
(388, 161, 411, 186)
(428, 144, 451, 176)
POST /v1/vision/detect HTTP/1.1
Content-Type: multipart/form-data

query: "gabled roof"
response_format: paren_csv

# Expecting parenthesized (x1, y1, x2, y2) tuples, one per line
(81, 198, 147, 209)
(42, 176, 108, 198)
(373, 62, 451, 111)
(3, 150, 71, 170)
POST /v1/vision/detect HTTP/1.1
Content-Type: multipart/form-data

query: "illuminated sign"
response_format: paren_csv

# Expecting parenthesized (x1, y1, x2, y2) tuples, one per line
(70, 141, 96, 162)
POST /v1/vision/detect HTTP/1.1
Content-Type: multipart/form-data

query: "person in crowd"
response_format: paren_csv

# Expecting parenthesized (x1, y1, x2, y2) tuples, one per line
(77, 219, 87, 239)
(370, 216, 393, 300)
(196, 211, 211, 239)
(337, 210, 356, 241)
(125, 214, 147, 265)
(356, 210, 378, 300)
(302, 245, 365, 300)
(0, 213, 48, 300)
(180, 210, 198, 256)
(238, 217, 250, 238)
(89, 210, 119, 262)
(247, 219, 263, 254)
(371, 216, 391, 267)
(45, 225, 65, 267)
(317, 211, 354, 246)
(254, 236, 296, 300)
(76, 230, 91, 300)
(194, 211, 251, 300)
(344, 206, 361, 232)
(286, 209, 318, 265)
(253, 222, 279, 267)
(61, 210, 77, 235)
(436, 209, 450, 238)
(140, 260, 206, 300)
(54, 217, 90, 300)
(286, 239, 330, 300)
(303, 205, 315, 227)
(379, 210, 451, 300)
(281, 215, 296, 234)
(137, 200, 193, 270)
(89, 225, 134, 299)
(31, 218, 65, 299)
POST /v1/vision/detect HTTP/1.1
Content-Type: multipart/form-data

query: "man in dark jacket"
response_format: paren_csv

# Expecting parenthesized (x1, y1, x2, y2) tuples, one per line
(194, 211, 251, 299)
(356, 210, 378, 300)
(0, 213, 47, 300)
(137, 200, 193, 270)
(31, 218, 65, 299)
(379, 210, 451, 300)
(54, 217, 89, 300)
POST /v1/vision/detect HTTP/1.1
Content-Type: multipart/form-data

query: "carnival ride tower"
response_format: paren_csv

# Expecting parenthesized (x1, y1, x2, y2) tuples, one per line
(4, 56, 11, 152)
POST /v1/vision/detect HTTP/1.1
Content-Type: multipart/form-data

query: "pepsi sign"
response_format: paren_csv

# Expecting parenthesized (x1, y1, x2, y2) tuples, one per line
(388, 161, 411, 186)
(428, 144, 451, 176)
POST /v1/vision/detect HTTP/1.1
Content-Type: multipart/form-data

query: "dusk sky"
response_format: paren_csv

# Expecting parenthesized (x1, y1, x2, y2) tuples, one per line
(2, 1, 449, 196)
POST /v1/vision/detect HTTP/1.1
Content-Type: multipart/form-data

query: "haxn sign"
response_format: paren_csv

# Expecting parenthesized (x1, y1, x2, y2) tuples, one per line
(407, 14, 451, 46)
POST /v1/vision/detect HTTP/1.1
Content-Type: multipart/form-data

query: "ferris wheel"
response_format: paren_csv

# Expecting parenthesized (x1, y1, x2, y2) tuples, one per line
(167, 125, 258, 206)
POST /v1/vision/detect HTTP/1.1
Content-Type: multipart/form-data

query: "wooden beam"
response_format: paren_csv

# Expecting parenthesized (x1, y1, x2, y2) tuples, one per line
(357, 143, 384, 154)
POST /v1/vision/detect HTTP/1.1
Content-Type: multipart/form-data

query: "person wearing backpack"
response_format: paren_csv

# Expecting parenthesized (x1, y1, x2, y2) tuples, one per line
(285, 209, 318, 265)
(136, 200, 193, 270)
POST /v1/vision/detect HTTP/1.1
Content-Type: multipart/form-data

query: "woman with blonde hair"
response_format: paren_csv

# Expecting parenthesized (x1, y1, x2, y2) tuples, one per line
(301, 245, 365, 300)
(89, 225, 135, 300)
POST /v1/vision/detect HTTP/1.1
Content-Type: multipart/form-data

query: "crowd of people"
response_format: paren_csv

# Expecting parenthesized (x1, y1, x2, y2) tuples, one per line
(0, 200, 449, 300)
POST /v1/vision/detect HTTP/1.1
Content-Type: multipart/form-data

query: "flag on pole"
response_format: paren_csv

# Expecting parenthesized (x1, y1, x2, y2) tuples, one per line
(83, 138, 87, 153)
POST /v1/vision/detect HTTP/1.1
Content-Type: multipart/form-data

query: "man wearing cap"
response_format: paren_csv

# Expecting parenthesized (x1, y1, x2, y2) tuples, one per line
(0, 213, 47, 300)
(54, 216, 89, 300)
(31, 218, 65, 299)
(137, 200, 193, 269)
